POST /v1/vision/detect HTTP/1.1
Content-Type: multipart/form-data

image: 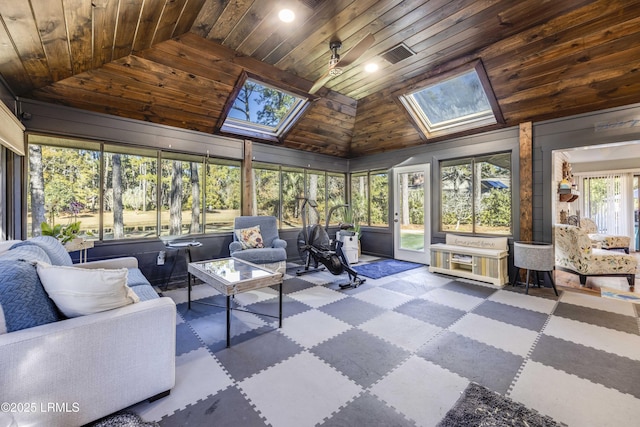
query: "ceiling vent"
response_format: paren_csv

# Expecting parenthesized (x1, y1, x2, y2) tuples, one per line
(380, 43, 415, 65)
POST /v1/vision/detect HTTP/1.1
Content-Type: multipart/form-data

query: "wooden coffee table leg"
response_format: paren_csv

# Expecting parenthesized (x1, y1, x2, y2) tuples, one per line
(226, 295, 231, 348)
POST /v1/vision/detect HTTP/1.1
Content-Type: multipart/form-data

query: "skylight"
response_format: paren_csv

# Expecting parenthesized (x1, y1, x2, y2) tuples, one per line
(219, 73, 309, 143)
(397, 60, 503, 139)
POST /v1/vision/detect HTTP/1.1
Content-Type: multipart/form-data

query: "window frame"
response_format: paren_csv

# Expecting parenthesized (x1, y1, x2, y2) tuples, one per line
(26, 134, 243, 241)
(395, 60, 504, 141)
(439, 152, 512, 236)
(349, 169, 389, 228)
(217, 72, 313, 143)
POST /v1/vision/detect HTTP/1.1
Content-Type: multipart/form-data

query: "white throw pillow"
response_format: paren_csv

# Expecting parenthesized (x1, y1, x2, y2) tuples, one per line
(36, 262, 139, 318)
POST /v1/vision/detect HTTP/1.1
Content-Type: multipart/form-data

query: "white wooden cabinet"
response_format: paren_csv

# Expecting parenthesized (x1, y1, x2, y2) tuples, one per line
(428, 235, 509, 286)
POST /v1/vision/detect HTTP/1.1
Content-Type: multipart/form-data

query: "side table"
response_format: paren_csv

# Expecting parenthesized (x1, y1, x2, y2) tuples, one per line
(64, 238, 95, 263)
(165, 240, 202, 288)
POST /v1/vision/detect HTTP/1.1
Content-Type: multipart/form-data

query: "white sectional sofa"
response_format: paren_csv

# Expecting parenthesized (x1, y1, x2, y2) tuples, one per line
(0, 237, 176, 426)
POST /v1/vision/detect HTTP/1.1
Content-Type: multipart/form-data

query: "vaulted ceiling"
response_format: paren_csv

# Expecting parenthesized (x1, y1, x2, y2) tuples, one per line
(0, 0, 639, 158)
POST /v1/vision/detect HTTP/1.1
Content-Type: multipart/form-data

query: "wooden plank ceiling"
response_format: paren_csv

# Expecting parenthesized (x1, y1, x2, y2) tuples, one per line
(0, 0, 639, 158)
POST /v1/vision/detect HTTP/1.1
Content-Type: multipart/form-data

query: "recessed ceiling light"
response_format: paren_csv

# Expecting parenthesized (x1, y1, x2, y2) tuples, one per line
(279, 9, 295, 23)
(364, 63, 379, 73)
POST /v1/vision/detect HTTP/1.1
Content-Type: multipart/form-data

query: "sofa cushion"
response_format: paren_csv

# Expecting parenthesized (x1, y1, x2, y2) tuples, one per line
(0, 244, 51, 264)
(126, 267, 152, 287)
(131, 284, 160, 302)
(235, 225, 265, 249)
(231, 247, 287, 265)
(0, 260, 60, 334)
(12, 236, 73, 266)
(36, 263, 140, 318)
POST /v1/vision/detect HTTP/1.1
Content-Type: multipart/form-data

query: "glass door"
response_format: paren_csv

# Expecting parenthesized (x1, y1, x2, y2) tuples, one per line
(393, 164, 430, 263)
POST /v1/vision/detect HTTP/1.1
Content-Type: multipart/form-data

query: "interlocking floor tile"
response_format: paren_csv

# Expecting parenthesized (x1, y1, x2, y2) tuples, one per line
(510, 360, 640, 426)
(359, 310, 442, 352)
(559, 291, 637, 316)
(133, 347, 233, 422)
(488, 289, 557, 314)
(175, 296, 226, 322)
(473, 299, 549, 332)
(422, 273, 459, 287)
(441, 279, 498, 299)
(553, 302, 639, 334)
(319, 392, 415, 427)
(311, 328, 410, 387)
(395, 298, 466, 328)
(531, 334, 640, 398)
(280, 309, 352, 349)
(159, 386, 266, 427)
(370, 355, 468, 427)
(318, 295, 386, 326)
(175, 322, 202, 356)
(449, 313, 539, 357)
(381, 279, 433, 297)
(352, 286, 414, 309)
(129, 267, 640, 427)
(421, 287, 485, 311)
(245, 294, 311, 321)
(214, 331, 304, 381)
(288, 285, 347, 308)
(163, 284, 218, 305)
(239, 351, 361, 427)
(189, 309, 266, 346)
(543, 316, 640, 361)
(280, 276, 317, 294)
(232, 287, 279, 306)
(418, 331, 523, 394)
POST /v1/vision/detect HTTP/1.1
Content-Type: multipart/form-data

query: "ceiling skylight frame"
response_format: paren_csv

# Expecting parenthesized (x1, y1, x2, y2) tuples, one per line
(217, 72, 312, 143)
(395, 60, 504, 140)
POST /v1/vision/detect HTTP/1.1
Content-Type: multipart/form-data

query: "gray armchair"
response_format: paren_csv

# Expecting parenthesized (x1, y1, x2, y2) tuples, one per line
(229, 216, 287, 273)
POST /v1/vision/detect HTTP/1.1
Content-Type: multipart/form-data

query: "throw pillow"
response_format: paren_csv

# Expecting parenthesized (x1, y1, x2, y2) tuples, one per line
(235, 225, 265, 249)
(0, 260, 60, 334)
(36, 263, 140, 318)
(0, 244, 52, 264)
(12, 235, 73, 266)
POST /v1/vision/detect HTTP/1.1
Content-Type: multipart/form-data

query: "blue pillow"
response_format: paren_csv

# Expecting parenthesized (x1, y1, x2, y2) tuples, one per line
(11, 236, 72, 266)
(0, 260, 60, 334)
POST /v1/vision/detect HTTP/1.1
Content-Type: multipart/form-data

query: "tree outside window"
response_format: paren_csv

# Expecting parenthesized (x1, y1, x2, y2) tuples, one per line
(281, 167, 304, 228)
(204, 160, 241, 233)
(253, 165, 280, 219)
(306, 170, 326, 226)
(327, 172, 346, 224)
(350, 172, 369, 226)
(103, 146, 158, 240)
(160, 154, 203, 237)
(370, 171, 389, 227)
(27, 136, 100, 238)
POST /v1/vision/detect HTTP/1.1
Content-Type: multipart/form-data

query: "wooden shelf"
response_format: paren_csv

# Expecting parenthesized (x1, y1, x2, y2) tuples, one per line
(558, 188, 579, 202)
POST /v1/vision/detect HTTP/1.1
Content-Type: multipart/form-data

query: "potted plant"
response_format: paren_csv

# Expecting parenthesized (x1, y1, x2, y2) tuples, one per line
(41, 221, 82, 244)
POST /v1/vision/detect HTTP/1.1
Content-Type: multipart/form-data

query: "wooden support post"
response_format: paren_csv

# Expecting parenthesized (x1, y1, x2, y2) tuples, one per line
(242, 140, 253, 216)
(519, 122, 533, 282)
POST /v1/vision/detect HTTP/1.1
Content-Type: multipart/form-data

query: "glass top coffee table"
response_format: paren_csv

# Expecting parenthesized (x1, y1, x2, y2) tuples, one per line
(187, 258, 284, 347)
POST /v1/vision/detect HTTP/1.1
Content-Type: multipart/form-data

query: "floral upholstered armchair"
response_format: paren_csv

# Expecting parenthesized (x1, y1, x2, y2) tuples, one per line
(579, 217, 631, 254)
(555, 224, 636, 288)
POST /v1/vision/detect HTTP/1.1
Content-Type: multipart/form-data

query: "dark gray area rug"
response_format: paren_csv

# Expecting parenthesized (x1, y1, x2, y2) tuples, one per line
(437, 383, 565, 427)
